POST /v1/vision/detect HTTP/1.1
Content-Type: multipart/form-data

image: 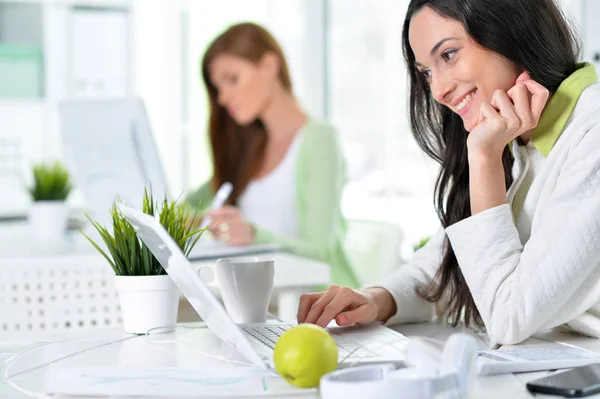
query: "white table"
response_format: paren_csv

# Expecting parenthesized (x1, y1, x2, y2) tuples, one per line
(2, 322, 599, 398)
(0, 221, 331, 322)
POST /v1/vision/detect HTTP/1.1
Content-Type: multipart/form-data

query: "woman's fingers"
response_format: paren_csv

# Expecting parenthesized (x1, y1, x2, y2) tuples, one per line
(336, 305, 375, 326)
(207, 207, 244, 238)
(303, 286, 341, 325)
(210, 219, 247, 245)
(516, 71, 531, 84)
(479, 102, 502, 126)
(519, 79, 550, 121)
(208, 219, 230, 232)
(491, 89, 519, 129)
(297, 291, 327, 323)
(514, 71, 549, 121)
(299, 286, 376, 328)
(508, 83, 535, 129)
(314, 287, 359, 328)
(298, 286, 379, 328)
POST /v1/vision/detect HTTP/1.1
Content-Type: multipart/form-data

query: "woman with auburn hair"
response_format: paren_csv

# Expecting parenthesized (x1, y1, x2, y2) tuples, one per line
(186, 22, 360, 288)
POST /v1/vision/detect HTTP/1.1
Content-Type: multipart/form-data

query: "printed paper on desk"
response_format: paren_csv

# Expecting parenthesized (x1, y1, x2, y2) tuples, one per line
(44, 367, 311, 397)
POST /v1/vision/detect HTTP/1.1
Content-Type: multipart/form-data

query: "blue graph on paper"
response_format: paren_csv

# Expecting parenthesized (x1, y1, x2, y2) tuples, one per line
(44, 367, 310, 396)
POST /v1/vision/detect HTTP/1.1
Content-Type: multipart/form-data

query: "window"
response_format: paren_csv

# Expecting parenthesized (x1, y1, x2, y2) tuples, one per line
(326, 0, 440, 256)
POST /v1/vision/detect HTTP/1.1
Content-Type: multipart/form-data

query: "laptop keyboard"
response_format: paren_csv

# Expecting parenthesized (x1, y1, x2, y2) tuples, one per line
(241, 324, 409, 362)
(241, 325, 291, 350)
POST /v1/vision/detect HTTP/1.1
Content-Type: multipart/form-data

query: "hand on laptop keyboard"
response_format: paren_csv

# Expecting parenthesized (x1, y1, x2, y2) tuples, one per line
(297, 286, 393, 328)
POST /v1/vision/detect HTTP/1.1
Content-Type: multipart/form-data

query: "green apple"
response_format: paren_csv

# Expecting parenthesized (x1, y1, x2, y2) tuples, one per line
(273, 324, 338, 388)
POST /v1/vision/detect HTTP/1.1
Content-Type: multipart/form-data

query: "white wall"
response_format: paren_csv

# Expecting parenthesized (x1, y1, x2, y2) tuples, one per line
(130, 0, 185, 197)
(560, 0, 583, 23)
(0, 102, 46, 214)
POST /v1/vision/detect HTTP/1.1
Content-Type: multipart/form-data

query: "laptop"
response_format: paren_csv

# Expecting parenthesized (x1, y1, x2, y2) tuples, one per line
(118, 204, 410, 370)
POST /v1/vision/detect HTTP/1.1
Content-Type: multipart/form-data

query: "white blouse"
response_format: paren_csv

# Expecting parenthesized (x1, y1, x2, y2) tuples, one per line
(238, 133, 302, 238)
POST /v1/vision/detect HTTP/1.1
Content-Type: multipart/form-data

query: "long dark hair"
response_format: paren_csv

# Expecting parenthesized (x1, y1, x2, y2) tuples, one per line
(403, 0, 580, 326)
(202, 23, 293, 205)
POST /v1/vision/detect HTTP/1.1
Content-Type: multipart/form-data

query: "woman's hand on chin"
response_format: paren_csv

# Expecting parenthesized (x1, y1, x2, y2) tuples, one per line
(467, 72, 549, 159)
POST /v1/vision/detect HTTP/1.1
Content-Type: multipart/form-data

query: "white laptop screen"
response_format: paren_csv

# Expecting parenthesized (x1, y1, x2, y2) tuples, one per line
(118, 204, 267, 368)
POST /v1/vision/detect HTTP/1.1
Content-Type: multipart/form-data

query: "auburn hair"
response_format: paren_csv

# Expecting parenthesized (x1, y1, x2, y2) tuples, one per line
(201, 22, 292, 204)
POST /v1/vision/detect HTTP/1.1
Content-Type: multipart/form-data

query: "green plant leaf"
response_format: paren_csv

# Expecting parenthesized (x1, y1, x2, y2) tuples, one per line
(79, 228, 116, 271)
(29, 161, 73, 201)
(80, 187, 206, 276)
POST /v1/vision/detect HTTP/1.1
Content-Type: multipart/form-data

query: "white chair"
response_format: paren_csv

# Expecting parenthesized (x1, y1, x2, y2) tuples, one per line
(345, 219, 404, 286)
(0, 256, 122, 334)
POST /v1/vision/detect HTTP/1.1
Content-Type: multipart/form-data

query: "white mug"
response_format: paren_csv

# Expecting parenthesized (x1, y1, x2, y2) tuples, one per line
(215, 257, 274, 324)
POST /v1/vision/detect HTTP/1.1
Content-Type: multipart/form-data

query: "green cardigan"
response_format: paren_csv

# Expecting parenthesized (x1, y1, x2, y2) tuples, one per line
(186, 118, 360, 288)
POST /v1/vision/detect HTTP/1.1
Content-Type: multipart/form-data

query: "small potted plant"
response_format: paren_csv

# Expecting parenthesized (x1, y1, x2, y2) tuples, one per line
(81, 189, 206, 334)
(28, 161, 73, 240)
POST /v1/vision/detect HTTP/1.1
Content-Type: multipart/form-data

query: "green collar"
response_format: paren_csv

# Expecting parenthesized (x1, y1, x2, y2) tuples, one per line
(530, 62, 598, 157)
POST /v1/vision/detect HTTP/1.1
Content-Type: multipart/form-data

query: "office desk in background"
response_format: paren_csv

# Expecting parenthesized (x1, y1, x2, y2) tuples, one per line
(2, 322, 598, 398)
(0, 221, 330, 323)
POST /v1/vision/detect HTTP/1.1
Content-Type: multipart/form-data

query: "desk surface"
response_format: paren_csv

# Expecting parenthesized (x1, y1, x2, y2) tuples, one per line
(0, 221, 95, 258)
(2, 323, 600, 399)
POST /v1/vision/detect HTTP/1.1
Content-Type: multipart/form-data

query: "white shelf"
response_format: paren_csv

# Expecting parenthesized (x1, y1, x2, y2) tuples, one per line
(0, 0, 130, 6)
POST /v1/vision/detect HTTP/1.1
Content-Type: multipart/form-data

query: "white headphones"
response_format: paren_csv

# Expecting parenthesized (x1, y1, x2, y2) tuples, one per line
(320, 333, 479, 399)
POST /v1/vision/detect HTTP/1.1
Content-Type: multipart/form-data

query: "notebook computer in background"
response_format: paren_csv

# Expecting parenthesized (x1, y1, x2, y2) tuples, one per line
(186, 240, 278, 261)
(118, 204, 410, 370)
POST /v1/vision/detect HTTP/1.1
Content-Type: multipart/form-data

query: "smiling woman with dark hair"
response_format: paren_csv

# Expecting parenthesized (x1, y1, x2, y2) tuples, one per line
(297, 0, 600, 345)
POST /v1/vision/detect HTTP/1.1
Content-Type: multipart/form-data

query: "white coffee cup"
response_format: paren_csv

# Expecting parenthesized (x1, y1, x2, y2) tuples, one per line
(216, 257, 274, 324)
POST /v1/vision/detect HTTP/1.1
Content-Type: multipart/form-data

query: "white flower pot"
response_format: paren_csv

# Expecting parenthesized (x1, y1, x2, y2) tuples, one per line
(28, 200, 69, 240)
(114, 275, 179, 334)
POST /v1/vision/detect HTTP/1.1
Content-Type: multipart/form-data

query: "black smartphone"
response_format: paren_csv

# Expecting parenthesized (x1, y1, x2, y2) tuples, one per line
(527, 363, 600, 397)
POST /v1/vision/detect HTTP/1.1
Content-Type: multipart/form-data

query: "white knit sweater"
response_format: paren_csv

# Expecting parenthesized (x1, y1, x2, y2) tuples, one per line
(375, 83, 600, 346)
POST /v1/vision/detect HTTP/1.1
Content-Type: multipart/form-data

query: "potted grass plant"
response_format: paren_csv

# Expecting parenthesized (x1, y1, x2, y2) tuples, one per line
(81, 188, 206, 334)
(28, 161, 73, 240)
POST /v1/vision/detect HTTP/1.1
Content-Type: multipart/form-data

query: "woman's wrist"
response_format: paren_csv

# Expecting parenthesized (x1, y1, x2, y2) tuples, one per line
(467, 150, 505, 171)
(467, 144, 508, 215)
(467, 142, 505, 162)
(363, 287, 397, 323)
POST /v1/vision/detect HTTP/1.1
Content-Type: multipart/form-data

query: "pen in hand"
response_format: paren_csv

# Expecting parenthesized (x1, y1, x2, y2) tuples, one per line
(199, 182, 233, 230)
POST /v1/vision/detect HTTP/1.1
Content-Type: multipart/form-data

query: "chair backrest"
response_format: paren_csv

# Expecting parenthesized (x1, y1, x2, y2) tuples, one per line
(344, 219, 404, 286)
(0, 255, 122, 334)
